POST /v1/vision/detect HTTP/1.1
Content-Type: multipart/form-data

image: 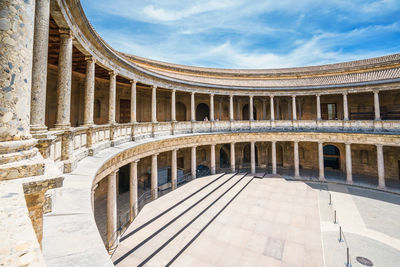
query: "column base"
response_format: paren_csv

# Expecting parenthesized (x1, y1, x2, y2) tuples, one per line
(318, 176, 326, 182)
(346, 180, 354, 185)
(30, 125, 48, 134)
(54, 123, 71, 129)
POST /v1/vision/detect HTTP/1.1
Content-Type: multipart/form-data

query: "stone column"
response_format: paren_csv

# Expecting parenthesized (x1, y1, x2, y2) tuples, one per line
(374, 90, 381, 120)
(83, 56, 95, 125)
(191, 146, 197, 179)
(292, 96, 297, 120)
(171, 89, 176, 121)
(229, 95, 234, 121)
(0, 0, 45, 180)
(130, 80, 137, 123)
(230, 142, 236, 172)
(270, 96, 275, 121)
(316, 94, 321, 120)
(262, 98, 267, 120)
(345, 143, 352, 184)
(250, 141, 256, 174)
(191, 92, 195, 122)
(108, 71, 116, 124)
(210, 144, 216, 174)
(237, 99, 241, 120)
(272, 141, 277, 174)
(249, 96, 254, 121)
(129, 160, 139, 221)
(171, 149, 177, 189)
(218, 99, 222, 120)
(210, 94, 214, 121)
(343, 92, 349, 121)
(107, 170, 118, 251)
(318, 142, 325, 180)
(55, 29, 73, 128)
(151, 153, 158, 200)
(152, 86, 157, 123)
(294, 141, 300, 178)
(376, 145, 385, 189)
(30, 0, 50, 132)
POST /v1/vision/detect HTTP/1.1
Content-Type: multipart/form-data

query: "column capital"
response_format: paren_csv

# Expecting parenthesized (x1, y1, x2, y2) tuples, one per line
(318, 141, 324, 145)
(229, 94, 234, 98)
(133, 159, 140, 163)
(345, 142, 352, 146)
(192, 145, 197, 148)
(270, 95, 274, 98)
(172, 148, 179, 152)
(372, 89, 380, 94)
(316, 93, 321, 97)
(292, 95, 296, 99)
(342, 91, 348, 96)
(152, 85, 157, 90)
(172, 89, 176, 93)
(85, 55, 95, 63)
(152, 153, 159, 157)
(230, 141, 236, 145)
(108, 70, 117, 77)
(376, 144, 383, 148)
(294, 140, 299, 144)
(249, 95, 254, 99)
(130, 79, 137, 85)
(59, 28, 73, 37)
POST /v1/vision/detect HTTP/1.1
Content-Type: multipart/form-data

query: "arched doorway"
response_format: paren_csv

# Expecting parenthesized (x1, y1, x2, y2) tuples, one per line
(196, 103, 209, 121)
(176, 102, 187, 121)
(242, 104, 257, 120)
(323, 145, 340, 169)
(219, 145, 230, 169)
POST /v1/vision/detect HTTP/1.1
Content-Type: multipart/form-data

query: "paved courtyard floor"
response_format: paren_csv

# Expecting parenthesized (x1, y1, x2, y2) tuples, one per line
(107, 174, 400, 267)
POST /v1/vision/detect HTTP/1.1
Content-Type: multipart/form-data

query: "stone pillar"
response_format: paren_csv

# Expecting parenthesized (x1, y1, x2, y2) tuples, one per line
(152, 86, 157, 123)
(171, 149, 177, 189)
(229, 95, 234, 121)
(0, 0, 45, 180)
(249, 96, 254, 121)
(230, 142, 235, 172)
(376, 145, 385, 189)
(343, 92, 349, 121)
(55, 29, 73, 128)
(107, 170, 117, 251)
(316, 94, 321, 120)
(191, 146, 197, 179)
(292, 96, 297, 120)
(272, 141, 277, 174)
(130, 80, 137, 123)
(345, 143, 352, 184)
(151, 153, 158, 200)
(374, 90, 381, 120)
(262, 98, 267, 120)
(171, 90, 176, 121)
(270, 96, 275, 121)
(83, 56, 95, 125)
(30, 0, 50, 132)
(108, 71, 116, 124)
(218, 99, 222, 120)
(210, 94, 214, 121)
(129, 160, 139, 221)
(318, 142, 325, 180)
(294, 141, 300, 178)
(191, 92, 195, 122)
(250, 141, 256, 174)
(210, 144, 216, 174)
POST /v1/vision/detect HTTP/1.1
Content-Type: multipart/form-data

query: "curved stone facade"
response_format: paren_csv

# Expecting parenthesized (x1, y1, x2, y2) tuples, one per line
(1, 0, 400, 266)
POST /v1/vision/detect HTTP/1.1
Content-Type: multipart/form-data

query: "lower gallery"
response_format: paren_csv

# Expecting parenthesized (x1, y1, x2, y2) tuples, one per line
(1, 0, 400, 266)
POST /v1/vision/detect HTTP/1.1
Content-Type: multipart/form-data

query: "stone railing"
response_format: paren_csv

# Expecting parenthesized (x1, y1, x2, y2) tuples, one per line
(36, 119, 400, 173)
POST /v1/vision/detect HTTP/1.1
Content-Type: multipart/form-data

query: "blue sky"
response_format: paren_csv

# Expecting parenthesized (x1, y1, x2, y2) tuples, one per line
(81, 0, 400, 69)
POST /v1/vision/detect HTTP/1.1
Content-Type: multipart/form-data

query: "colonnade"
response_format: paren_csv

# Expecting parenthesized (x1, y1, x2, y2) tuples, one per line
(102, 139, 387, 249)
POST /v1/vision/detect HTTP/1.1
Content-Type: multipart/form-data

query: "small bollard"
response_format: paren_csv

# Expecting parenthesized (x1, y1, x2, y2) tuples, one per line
(346, 247, 350, 267)
(329, 193, 332, 205)
(339, 226, 342, 242)
(334, 210, 337, 224)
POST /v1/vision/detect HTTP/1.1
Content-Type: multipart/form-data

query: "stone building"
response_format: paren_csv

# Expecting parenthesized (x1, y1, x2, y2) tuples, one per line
(1, 0, 400, 266)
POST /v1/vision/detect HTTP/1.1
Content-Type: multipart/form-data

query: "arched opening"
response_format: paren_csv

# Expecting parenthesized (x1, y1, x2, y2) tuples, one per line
(276, 144, 283, 166)
(242, 104, 257, 120)
(176, 102, 187, 121)
(243, 144, 258, 166)
(196, 103, 210, 121)
(219, 144, 230, 169)
(323, 145, 340, 169)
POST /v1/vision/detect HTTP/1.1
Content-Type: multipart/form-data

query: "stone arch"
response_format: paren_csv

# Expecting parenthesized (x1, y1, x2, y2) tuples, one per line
(176, 102, 187, 121)
(196, 103, 210, 121)
(323, 144, 340, 170)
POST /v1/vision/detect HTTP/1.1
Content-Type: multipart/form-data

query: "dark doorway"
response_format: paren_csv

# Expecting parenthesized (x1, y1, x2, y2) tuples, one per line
(118, 164, 130, 194)
(119, 99, 130, 123)
(242, 104, 257, 120)
(220, 144, 230, 169)
(196, 103, 210, 121)
(176, 102, 187, 121)
(323, 145, 340, 169)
